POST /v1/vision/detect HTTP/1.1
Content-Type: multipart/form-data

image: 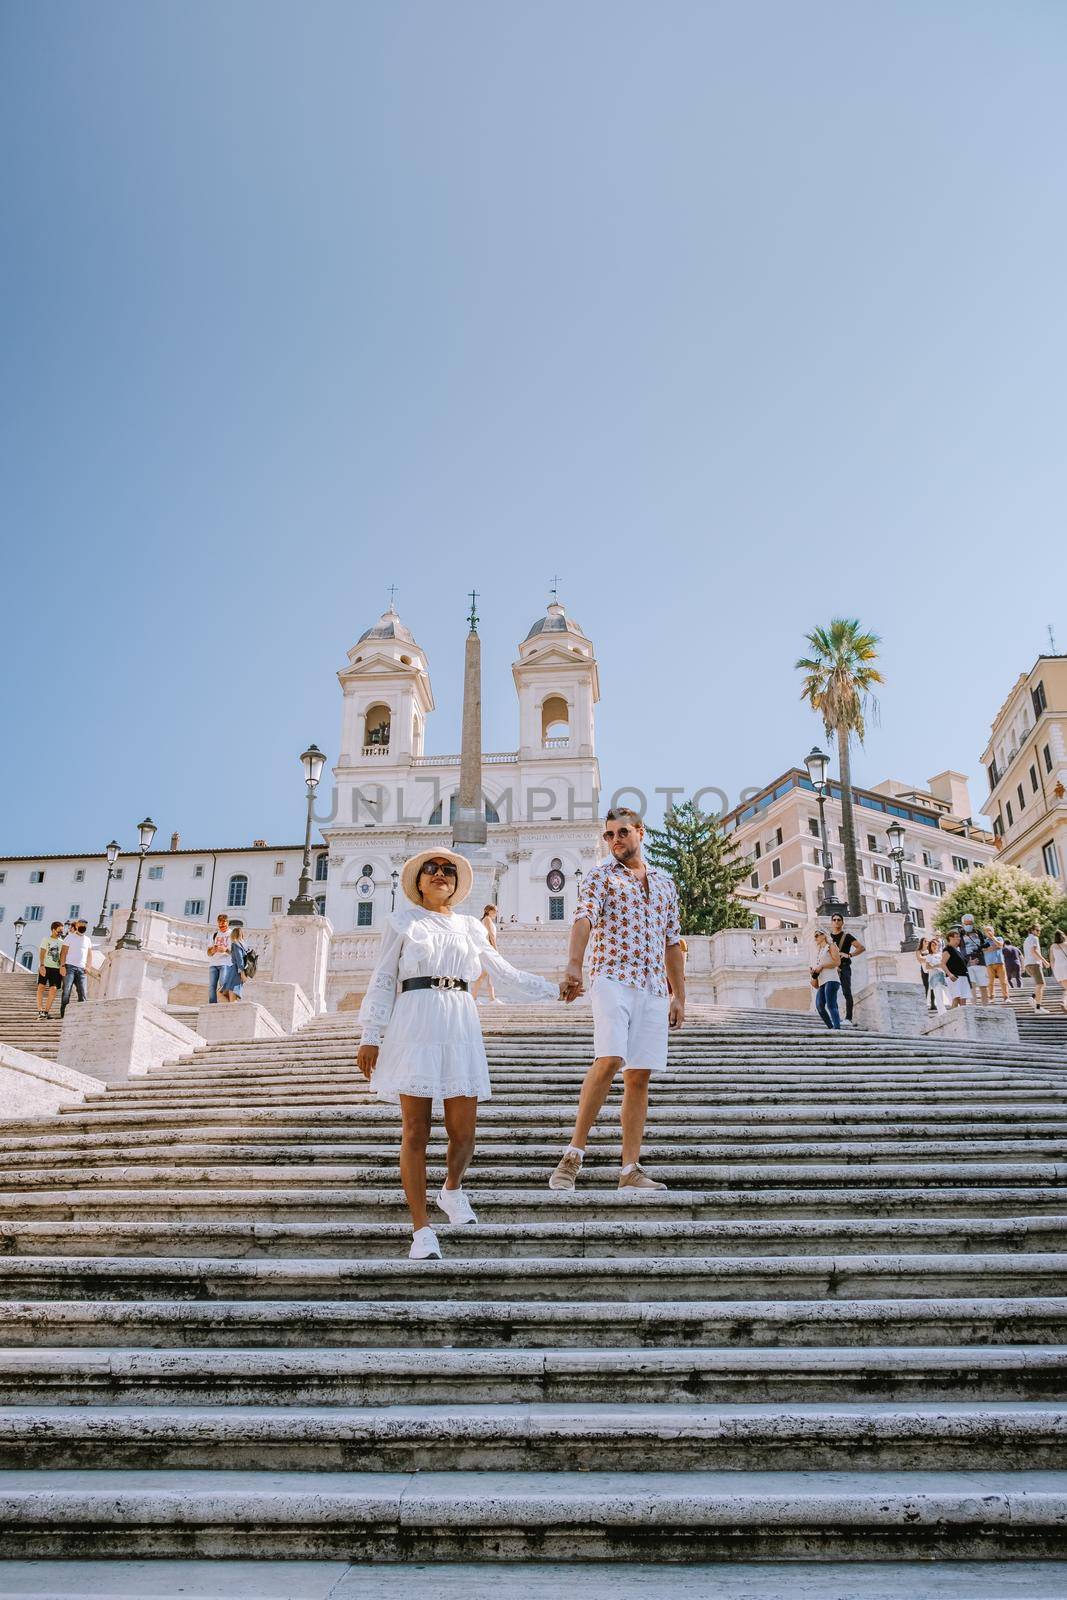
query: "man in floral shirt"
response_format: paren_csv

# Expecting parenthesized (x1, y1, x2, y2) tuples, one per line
(549, 807, 685, 1191)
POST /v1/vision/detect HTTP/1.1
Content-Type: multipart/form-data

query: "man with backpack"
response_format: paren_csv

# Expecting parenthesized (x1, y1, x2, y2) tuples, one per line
(959, 913, 990, 1003)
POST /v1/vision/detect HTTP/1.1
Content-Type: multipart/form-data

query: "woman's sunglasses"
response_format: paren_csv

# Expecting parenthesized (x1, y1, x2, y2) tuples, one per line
(420, 860, 458, 878)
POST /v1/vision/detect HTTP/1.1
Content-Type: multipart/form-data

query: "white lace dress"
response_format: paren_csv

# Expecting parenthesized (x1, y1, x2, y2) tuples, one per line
(358, 906, 557, 1105)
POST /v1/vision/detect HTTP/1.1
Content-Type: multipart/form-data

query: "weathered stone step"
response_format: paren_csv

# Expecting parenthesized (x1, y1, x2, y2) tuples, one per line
(5, 1401, 1067, 1473)
(7, 1343, 1066, 1406)
(6, 1215, 1064, 1260)
(0, 1468, 1063, 1559)
(4, 1251, 1065, 1303)
(5, 1185, 1062, 1222)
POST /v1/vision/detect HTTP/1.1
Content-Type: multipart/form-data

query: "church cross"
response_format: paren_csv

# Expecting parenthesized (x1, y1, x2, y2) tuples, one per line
(549, 574, 561, 601)
(387, 584, 399, 611)
(467, 589, 480, 633)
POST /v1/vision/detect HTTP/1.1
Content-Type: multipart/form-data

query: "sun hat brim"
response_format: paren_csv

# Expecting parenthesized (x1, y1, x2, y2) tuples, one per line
(400, 848, 474, 909)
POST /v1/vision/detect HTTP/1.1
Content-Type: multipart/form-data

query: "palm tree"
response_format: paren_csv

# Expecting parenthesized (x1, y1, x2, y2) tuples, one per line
(796, 619, 884, 917)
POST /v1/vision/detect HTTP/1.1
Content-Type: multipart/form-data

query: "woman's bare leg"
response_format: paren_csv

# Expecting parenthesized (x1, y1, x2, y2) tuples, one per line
(398, 1094, 433, 1230)
(442, 1095, 478, 1191)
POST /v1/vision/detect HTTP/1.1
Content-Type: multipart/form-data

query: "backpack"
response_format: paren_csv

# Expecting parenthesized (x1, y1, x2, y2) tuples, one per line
(242, 947, 259, 979)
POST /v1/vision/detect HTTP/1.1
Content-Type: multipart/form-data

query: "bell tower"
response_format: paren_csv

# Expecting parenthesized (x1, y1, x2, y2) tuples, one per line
(336, 602, 434, 771)
(513, 599, 599, 761)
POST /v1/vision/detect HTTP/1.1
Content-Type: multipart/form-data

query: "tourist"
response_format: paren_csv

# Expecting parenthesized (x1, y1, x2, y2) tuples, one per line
(1002, 938, 1023, 990)
(356, 848, 557, 1259)
(924, 936, 948, 1012)
(982, 925, 1009, 1003)
(959, 914, 990, 1003)
(36, 921, 64, 1019)
(829, 913, 864, 1027)
(59, 920, 93, 1017)
(811, 927, 843, 1030)
(207, 913, 232, 1004)
(916, 937, 932, 1009)
(1050, 930, 1067, 1012)
(941, 930, 972, 1009)
(220, 929, 247, 1002)
(549, 807, 684, 1193)
(471, 903, 501, 1005)
(1022, 924, 1050, 1014)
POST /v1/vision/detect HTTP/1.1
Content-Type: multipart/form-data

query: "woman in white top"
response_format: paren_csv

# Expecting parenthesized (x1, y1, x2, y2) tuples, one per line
(471, 903, 502, 1005)
(924, 937, 948, 1012)
(356, 848, 557, 1259)
(1050, 930, 1067, 1013)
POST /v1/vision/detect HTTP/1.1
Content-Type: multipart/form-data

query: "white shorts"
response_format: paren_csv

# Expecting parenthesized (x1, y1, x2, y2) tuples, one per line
(946, 974, 972, 1002)
(969, 964, 989, 988)
(590, 975, 670, 1073)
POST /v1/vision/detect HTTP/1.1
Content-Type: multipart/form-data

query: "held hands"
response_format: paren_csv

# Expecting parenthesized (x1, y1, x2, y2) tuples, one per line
(559, 964, 584, 1003)
(356, 1044, 379, 1080)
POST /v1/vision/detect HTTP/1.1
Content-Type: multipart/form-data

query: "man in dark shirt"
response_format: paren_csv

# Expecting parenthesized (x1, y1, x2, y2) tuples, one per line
(830, 914, 865, 1027)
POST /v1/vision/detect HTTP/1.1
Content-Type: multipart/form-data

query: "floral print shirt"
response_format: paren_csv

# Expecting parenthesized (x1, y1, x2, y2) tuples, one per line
(575, 859, 681, 996)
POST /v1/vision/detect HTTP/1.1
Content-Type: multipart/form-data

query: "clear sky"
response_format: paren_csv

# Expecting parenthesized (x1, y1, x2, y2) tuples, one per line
(3, 0, 1066, 857)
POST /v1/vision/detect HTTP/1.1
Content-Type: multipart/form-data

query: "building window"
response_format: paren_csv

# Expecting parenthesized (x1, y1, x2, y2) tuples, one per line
(775, 827, 783, 846)
(193, 864, 205, 879)
(1030, 765, 1040, 794)
(808, 818, 819, 837)
(753, 840, 761, 860)
(1032, 680, 1047, 717)
(184, 900, 204, 918)
(903, 871, 920, 892)
(147, 865, 164, 880)
(315, 854, 329, 882)
(1043, 841, 1061, 879)
(922, 851, 937, 868)
(928, 879, 945, 897)
(913, 908, 926, 928)
(1043, 743, 1053, 774)
(68, 903, 80, 918)
(19, 951, 34, 970)
(1006, 801, 1014, 826)
(274, 861, 285, 876)
(987, 760, 1000, 791)
(874, 864, 893, 884)
(109, 902, 118, 916)
(271, 896, 283, 914)
(837, 827, 845, 843)
(1017, 784, 1026, 812)
(25, 905, 43, 921)
(877, 898, 896, 914)
(145, 900, 164, 913)
(548, 896, 566, 921)
(356, 901, 374, 927)
(866, 834, 878, 852)
(113, 868, 123, 881)
(951, 856, 969, 873)
(227, 874, 248, 908)
(314, 894, 326, 915)
(0, 872, 5, 884)
(749, 871, 759, 890)
(74, 869, 85, 883)
(29, 870, 44, 884)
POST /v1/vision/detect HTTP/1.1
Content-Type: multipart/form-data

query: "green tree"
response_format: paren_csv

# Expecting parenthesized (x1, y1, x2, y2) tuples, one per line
(934, 861, 1067, 947)
(796, 618, 884, 918)
(645, 802, 753, 935)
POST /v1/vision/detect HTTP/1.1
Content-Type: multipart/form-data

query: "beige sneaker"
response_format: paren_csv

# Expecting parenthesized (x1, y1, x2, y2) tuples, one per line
(548, 1150, 584, 1191)
(619, 1163, 667, 1191)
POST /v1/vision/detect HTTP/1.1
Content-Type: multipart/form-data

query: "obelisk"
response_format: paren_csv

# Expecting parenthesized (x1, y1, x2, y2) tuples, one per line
(452, 592, 498, 907)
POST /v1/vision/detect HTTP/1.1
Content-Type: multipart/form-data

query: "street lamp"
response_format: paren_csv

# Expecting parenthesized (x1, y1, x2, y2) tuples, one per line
(11, 915, 26, 972)
(803, 747, 846, 918)
(93, 840, 121, 938)
(886, 818, 919, 951)
(116, 817, 157, 950)
(288, 743, 327, 915)
(390, 867, 399, 911)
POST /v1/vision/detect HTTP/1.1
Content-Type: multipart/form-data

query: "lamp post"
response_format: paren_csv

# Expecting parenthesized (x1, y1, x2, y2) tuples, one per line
(11, 915, 26, 973)
(390, 868, 399, 911)
(116, 817, 157, 950)
(288, 744, 327, 915)
(804, 746, 847, 918)
(886, 819, 919, 951)
(93, 840, 121, 938)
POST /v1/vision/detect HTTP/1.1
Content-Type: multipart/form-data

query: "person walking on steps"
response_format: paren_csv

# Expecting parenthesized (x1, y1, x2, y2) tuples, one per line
(471, 903, 502, 1005)
(811, 927, 843, 1029)
(59, 920, 93, 1018)
(1050, 929, 1067, 1013)
(942, 930, 972, 1009)
(959, 914, 990, 1004)
(36, 922, 65, 1019)
(1022, 925, 1050, 1015)
(207, 914, 232, 1005)
(829, 913, 864, 1027)
(549, 807, 685, 1195)
(220, 929, 247, 1001)
(356, 848, 558, 1260)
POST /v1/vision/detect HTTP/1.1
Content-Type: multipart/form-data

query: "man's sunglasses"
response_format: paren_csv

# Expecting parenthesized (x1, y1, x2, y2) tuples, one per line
(420, 861, 458, 878)
(603, 826, 634, 841)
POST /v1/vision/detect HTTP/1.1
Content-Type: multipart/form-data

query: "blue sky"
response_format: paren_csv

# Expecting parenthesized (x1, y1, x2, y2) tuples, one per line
(2, 0, 1066, 856)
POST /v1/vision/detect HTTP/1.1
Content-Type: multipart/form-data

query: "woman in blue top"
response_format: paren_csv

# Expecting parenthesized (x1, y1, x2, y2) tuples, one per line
(221, 932, 247, 1001)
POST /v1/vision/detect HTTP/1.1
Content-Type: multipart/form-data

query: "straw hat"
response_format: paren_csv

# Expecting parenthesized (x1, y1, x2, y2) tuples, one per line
(400, 847, 474, 909)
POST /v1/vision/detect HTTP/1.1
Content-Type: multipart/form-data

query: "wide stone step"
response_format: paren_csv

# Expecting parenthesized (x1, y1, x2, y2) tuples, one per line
(6, 1215, 1065, 1259)
(5, 1251, 1066, 1304)
(1, 1468, 1063, 1559)
(5, 1401, 1067, 1473)
(7, 1343, 1066, 1406)
(5, 1184, 1063, 1221)
(6, 1295, 1066, 1349)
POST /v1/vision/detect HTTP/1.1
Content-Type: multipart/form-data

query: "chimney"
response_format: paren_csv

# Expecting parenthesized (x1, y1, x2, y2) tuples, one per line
(170, 832, 180, 852)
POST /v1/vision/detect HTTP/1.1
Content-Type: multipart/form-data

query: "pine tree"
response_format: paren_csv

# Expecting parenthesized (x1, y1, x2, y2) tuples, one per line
(645, 802, 753, 935)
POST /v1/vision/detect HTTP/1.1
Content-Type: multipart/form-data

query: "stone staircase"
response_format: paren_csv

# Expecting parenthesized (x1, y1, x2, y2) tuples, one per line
(0, 969, 62, 1060)
(0, 1006, 1065, 1579)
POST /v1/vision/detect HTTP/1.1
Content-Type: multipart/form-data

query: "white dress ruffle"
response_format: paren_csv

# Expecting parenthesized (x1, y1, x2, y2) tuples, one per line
(358, 906, 557, 1105)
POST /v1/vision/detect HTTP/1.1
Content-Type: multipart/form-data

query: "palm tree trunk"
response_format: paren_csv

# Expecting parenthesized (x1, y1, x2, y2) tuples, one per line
(836, 724, 862, 916)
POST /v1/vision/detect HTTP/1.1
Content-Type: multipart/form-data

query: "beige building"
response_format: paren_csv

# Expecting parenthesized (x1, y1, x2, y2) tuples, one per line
(979, 655, 1067, 886)
(722, 768, 996, 929)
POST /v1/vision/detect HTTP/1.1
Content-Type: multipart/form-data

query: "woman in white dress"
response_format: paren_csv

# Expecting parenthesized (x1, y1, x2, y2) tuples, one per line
(1050, 930, 1067, 1013)
(356, 848, 557, 1259)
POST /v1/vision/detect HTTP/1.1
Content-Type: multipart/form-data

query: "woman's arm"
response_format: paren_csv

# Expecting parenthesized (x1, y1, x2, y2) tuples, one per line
(357, 914, 407, 1046)
(470, 919, 557, 1002)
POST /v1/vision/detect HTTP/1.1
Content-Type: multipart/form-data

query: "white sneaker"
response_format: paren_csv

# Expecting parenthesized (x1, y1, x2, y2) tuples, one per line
(1034, 1006, 1049, 1015)
(841, 1018, 855, 1028)
(437, 1186, 477, 1225)
(409, 1226, 442, 1260)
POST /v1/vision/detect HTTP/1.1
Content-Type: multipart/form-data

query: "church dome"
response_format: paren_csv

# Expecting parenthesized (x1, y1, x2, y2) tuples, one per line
(357, 603, 415, 646)
(524, 601, 586, 641)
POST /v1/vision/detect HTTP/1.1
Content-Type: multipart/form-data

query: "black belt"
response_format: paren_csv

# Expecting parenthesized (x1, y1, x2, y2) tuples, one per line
(401, 976, 469, 993)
